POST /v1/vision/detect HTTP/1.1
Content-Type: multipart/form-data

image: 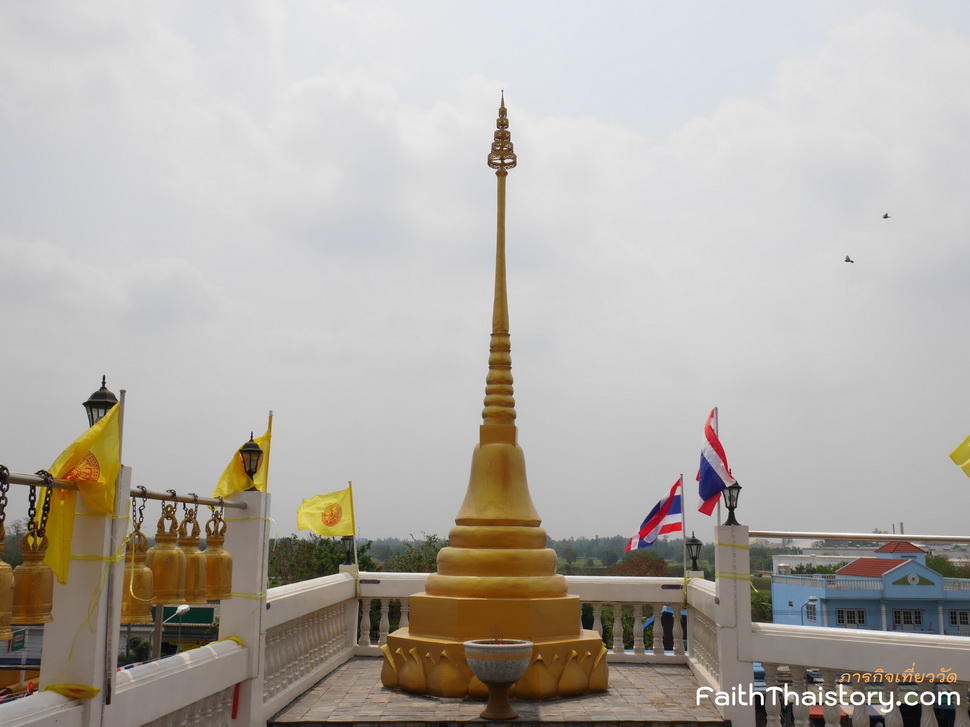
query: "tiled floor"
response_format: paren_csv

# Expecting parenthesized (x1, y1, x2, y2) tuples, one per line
(270, 657, 729, 726)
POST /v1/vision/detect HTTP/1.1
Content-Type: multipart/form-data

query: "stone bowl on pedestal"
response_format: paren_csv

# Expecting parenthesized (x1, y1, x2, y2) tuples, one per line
(463, 639, 534, 720)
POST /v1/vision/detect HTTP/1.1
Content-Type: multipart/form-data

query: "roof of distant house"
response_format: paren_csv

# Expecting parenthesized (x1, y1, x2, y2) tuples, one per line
(837, 558, 908, 577)
(874, 541, 925, 554)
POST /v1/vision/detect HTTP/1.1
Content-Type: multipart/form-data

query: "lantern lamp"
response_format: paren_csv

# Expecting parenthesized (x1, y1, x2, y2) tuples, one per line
(83, 375, 118, 426)
(685, 532, 703, 571)
(723, 482, 742, 526)
(238, 433, 263, 481)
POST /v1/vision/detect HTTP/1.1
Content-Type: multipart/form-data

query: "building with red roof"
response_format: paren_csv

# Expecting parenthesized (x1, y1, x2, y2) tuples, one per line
(772, 541, 970, 634)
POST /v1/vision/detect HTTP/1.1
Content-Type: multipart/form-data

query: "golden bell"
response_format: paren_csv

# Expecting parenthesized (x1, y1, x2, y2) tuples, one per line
(121, 529, 154, 624)
(203, 511, 232, 601)
(11, 532, 53, 625)
(178, 510, 207, 604)
(146, 504, 185, 605)
(0, 524, 14, 640)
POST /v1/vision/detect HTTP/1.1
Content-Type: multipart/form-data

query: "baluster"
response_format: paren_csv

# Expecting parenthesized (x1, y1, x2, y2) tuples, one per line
(953, 682, 970, 727)
(652, 603, 664, 655)
(672, 603, 684, 656)
(611, 602, 624, 653)
(763, 662, 783, 727)
(849, 675, 869, 727)
(325, 604, 337, 658)
(820, 668, 841, 727)
(310, 610, 325, 667)
(294, 615, 309, 676)
(883, 682, 904, 727)
(358, 597, 372, 647)
(592, 603, 603, 638)
(378, 598, 391, 646)
(632, 604, 644, 654)
(919, 684, 940, 727)
(790, 665, 810, 727)
(399, 597, 410, 629)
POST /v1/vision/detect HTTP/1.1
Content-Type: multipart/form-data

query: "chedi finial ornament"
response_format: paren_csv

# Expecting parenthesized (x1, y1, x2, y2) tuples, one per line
(487, 92, 517, 171)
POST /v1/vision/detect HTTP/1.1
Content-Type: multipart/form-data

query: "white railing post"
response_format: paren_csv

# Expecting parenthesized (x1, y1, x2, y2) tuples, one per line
(713, 524, 754, 725)
(378, 598, 390, 646)
(953, 682, 970, 727)
(358, 599, 372, 648)
(611, 602, 624, 654)
(763, 662, 783, 727)
(652, 603, 664, 655)
(591, 603, 603, 638)
(216, 489, 271, 727)
(40, 465, 131, 727)
(820, 668, 841, 727)
(632, 604, 644, 654)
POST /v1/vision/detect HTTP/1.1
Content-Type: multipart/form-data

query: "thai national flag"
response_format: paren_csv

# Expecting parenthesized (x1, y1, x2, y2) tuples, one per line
(697, 408, 736, 515)
(625, 478, 683, 551)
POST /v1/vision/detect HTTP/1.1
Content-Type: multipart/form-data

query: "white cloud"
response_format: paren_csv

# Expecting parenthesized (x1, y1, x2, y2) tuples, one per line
(0, 3, 969, 543)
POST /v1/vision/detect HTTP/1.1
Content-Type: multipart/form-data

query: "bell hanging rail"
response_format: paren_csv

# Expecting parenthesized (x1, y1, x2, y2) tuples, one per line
(0, 468, 249, 510)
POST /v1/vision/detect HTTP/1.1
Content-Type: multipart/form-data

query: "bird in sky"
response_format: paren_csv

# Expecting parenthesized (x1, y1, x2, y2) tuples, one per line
(845, 255, 855, 263)
(883, 213, 890, 219)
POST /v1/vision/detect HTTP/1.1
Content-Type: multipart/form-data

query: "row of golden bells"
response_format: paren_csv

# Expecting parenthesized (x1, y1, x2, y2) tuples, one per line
(0, 517, 55, 640)
(0, 498, 235, 639)
(121, 502, 233, 624)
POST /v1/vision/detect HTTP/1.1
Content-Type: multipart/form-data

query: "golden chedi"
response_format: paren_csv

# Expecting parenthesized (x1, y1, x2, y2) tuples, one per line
(381, 95, 607, 700)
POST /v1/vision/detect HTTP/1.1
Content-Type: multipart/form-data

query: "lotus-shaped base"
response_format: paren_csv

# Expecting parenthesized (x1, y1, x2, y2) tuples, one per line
(463, 639, 534, 720)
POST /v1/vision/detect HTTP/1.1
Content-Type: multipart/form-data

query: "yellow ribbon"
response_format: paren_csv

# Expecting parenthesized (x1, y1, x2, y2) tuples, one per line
(45, 683, 100, 699)
(715, 571, 752, 581)
(714, 541, 750, 550)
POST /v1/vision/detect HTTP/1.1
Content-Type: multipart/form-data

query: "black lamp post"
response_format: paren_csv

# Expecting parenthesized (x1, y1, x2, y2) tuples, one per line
(341, 536, 355, 566)
(723, 482, 742, 526)
(82, 375, 118, 426)
(685, 532, 703, 571)
(238, 433, 263, 489)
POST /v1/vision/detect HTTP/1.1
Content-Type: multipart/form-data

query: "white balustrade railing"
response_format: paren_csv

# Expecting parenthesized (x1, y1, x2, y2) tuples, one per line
(262, 571, 359, 719)
(753, 624, 970, 727)
(353, 573, 691, 663)
(7, 492, 970, 727)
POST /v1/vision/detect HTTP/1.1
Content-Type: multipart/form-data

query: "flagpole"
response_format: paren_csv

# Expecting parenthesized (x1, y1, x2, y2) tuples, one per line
(713, 407, 722, 525)
(348, 481, 359, 570)
(264, 410, 274, 487)
(679, 473, 687, 577)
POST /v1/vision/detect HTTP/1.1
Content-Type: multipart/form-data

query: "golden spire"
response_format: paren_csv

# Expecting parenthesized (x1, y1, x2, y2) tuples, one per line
(482, 92, 517, 432)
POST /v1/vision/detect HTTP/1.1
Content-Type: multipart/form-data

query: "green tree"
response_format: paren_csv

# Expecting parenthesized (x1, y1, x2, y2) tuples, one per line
(383, 534, 446, 573)
(606, 551, 668, 577)
(2, 518, 27, 567)
(268, 535, 376, 585)
(751, 591, 773, 623)
(560, 541, 578, 566)
(119, 637, 152, 666)
(927, 554, 970, 578)
(791, 562, 846, 575)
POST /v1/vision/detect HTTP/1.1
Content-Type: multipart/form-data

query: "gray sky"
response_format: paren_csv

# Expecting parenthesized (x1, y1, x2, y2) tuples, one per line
(2, 1, 969, 547)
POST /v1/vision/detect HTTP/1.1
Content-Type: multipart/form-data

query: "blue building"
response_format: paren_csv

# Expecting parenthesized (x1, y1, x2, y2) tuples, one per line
(772, 541, 970, 634)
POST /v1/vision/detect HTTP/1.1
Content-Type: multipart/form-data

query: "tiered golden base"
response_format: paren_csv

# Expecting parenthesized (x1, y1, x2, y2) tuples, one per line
(381, 594, 608, 700)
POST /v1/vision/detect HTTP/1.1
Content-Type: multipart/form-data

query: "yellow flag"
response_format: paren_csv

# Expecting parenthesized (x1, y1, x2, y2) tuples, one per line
(950, 433, 970, 478)
(43, 403, 122, 583)
(297, 486, 355, 537)
(212, 416, 272, 498)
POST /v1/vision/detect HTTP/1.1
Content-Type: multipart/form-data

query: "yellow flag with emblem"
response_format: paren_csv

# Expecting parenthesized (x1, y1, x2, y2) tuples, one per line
(296, 486, 355, 537)
(950, 433, 970, 478)
(212, 416, 272, 498)
(42, 403, 122, 583)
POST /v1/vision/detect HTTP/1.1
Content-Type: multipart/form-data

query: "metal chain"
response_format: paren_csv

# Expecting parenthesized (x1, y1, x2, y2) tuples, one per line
(26, 484, 38, 532)
(136, 486, 147, 528)
(0, 464, 9, 525)
(34, 470, 54, 536)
